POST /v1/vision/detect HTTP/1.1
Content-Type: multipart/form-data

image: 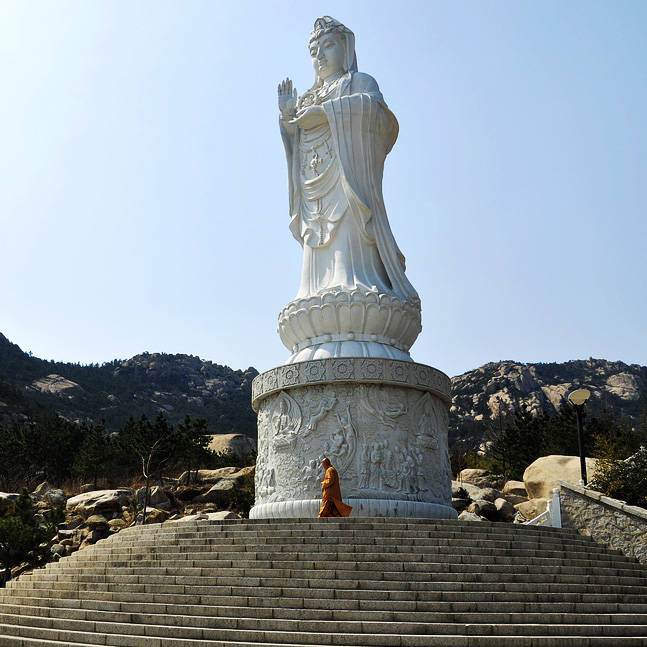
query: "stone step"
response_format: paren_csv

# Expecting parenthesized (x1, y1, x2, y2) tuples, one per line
(5, 589, 647, 610)
(23, 564, 647, 585)
(63, 536, 627, 552)
(116, 517, 575, 530)
(115, 528, 577, 541)
(104, 535, 608, 553)
(102, 531, 616, 551)
(2, 634, 647, 647)
(5, 579, 647, 608)
(58, 546, 637, 570)
(9, 571, 647, 594)
(3, 599, 647, 626)
(1, 611, 647, 643)
(110, 524, 586, 539)
(17, 560, 647, 583)
(32, 548, 647, 569)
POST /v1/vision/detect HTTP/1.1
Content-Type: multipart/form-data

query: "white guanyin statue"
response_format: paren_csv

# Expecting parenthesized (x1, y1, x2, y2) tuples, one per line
(277, 16, 422, 364)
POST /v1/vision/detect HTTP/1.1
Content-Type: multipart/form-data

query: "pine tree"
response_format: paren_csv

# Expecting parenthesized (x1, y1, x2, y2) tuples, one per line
(72, 423, 114, 488)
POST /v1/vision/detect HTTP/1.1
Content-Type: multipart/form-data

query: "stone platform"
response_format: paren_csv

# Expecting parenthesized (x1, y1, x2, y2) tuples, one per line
(251, 357, 456, 520)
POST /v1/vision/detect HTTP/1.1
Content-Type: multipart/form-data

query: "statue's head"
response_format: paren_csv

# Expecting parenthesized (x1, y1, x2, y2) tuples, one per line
(308, 16, 357, 82)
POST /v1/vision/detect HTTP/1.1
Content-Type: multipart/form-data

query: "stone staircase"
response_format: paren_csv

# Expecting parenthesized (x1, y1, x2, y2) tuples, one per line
(0, 518, 646, 646)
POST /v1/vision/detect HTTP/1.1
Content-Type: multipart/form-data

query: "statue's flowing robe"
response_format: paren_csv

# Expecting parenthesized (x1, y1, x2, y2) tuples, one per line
(281, 72, 419, 303)
(319, 465, 352, 518)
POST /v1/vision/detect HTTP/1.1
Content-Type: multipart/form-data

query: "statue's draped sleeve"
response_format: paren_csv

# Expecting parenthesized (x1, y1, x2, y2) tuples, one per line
(279, 119, 300, 242)
(321, 77, 419, 302)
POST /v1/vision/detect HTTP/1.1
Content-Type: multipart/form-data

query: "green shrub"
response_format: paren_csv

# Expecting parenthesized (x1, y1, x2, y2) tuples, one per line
(591, 446, 647, 508)
(0, 488, 62, 581)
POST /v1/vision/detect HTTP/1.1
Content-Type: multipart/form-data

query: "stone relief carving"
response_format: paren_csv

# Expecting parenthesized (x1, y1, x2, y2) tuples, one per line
(322, 404, 357, 475)
(359, 384, 406, 429)
(271, 391, 302, 450)
(256, 464, 276, 499)
(254, 370, 453, 513)
(302, 393, 337, 434)
(411, 391, 440, 450)
(301, 458, 323, 492)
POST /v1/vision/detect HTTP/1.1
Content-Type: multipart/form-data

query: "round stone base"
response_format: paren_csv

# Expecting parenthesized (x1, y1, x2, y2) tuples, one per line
(250, 498, 457, 520)
(252, 358, 454, 520)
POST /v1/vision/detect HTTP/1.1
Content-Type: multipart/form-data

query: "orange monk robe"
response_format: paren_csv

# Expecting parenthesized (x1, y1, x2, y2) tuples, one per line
(318, 465, 353, 518)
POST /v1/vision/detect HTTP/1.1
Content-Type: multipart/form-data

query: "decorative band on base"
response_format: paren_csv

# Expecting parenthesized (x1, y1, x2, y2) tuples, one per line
(250, 498, 458, 520)
(252, 357, 451, 412)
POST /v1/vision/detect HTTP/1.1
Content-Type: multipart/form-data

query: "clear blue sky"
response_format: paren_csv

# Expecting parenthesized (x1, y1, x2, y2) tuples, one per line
(1, 1, 645, 378)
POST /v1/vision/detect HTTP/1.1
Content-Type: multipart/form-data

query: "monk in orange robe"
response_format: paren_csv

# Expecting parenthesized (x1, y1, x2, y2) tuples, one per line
(318, 457, 353, 518)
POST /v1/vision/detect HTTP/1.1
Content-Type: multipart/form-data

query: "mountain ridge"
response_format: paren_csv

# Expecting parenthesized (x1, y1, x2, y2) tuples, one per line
(0, 333, 257, 435)
(1, 333, 644, 444)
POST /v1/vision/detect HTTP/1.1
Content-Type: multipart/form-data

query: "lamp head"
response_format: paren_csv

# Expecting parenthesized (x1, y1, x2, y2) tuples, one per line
(568, 388, 591, 407)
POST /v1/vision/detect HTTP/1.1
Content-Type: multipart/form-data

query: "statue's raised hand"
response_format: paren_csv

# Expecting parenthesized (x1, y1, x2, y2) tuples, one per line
(278, 78, 297, 118)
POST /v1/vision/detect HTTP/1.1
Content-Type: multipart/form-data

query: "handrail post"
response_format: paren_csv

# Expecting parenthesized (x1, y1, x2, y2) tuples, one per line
(551, 487, 562, 528)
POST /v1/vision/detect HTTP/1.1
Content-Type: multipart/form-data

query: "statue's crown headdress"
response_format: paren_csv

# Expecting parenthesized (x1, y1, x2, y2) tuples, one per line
(309, 16, 353, 44)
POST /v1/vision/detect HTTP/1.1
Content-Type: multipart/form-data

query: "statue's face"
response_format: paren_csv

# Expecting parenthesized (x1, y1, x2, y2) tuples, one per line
(310, 33, 345, 80)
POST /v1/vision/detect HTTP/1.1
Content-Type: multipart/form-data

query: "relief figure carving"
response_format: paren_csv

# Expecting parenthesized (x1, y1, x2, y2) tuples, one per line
(322, 404, 357, 475)
(303, 393, 337, 434)
(271, 391, 302, 450)
(359, 384, 407, 429)
(412, 391, 440, 450)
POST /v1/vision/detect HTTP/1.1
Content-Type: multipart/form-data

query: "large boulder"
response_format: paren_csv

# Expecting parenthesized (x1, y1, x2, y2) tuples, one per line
(141, 508, 169, 524)
(514, 497, 548, 521)
(66, 489, 133, 518)
(477, 487, 504, 503)
(194, 467, 254, 505)
(32, 481, 53, 497)
(457, 469, 506, 490)
(195, 479, 237, 505)
(451, 498, 471, 513)
(467, 499, 498, 521)
(523, 455, 598, 499)
(178, 467, 238, 485)
(85, 514, 109, 530)
(494, 497, 516, 522)
(135, 486, 170, 509)
(208, 434, 256, 458)
(43, 488, 66, 508)
(503, 480, 528, 498)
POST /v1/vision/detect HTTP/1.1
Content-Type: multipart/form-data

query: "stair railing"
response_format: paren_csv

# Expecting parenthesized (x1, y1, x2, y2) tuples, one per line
(523, 487, 562, 528)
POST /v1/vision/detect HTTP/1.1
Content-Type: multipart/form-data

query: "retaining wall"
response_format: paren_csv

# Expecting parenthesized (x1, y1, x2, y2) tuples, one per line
(559, 480, 647, 564)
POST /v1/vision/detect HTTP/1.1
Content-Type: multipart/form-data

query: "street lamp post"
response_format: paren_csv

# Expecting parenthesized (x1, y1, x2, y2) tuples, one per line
(568, 388, 591, 486)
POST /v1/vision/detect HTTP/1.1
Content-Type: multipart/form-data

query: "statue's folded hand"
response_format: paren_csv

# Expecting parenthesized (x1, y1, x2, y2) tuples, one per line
(289, 105, 327, 129)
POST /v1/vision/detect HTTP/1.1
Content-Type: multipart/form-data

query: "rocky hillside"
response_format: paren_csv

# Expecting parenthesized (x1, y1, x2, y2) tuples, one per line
(0, 333, 257, 436)
(2, 332, 644, 446)
(450, 359, 646, 444)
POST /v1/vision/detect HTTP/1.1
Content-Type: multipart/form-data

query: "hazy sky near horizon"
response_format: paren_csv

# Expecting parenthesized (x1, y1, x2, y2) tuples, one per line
(1, 1, 645, 378)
